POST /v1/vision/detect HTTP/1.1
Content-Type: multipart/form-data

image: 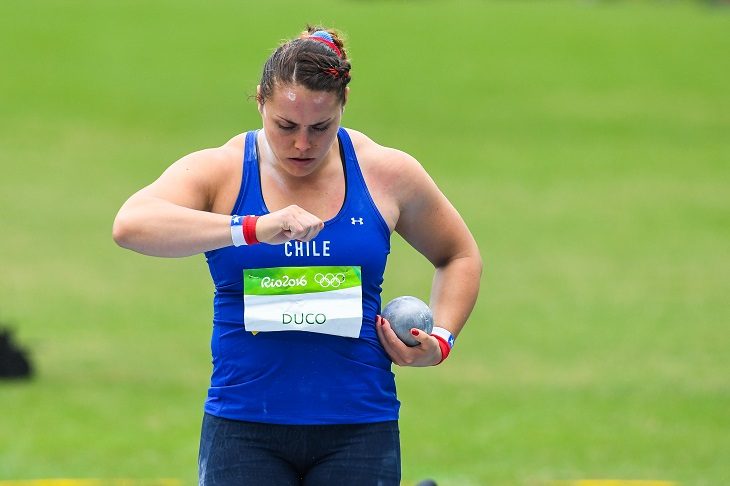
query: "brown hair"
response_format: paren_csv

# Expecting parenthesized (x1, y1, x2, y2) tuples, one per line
(258, 26, 352, 106)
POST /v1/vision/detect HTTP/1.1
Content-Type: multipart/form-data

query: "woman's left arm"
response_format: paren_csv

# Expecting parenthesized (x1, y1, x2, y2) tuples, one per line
(376, 151, 483, 367)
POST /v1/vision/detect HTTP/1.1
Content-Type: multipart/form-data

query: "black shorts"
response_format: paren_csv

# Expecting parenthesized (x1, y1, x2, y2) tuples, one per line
(198, 413, 401, 485)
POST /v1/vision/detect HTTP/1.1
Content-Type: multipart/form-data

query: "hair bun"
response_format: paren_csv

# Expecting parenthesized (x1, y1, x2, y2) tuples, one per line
(307, 29, 343, 58)
(310, 30, 335, 43)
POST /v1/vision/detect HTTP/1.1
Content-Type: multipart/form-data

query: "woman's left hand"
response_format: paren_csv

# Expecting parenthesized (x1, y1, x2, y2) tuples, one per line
(375, 315, 442, 367)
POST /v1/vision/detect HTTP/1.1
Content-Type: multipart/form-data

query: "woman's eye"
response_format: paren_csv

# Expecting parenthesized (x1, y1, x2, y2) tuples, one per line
(312, 125, 329, 132)
(278, 124, 296, 131)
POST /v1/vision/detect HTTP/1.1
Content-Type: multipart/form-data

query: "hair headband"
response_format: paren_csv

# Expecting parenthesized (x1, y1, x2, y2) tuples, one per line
(309, 30, 343, 58)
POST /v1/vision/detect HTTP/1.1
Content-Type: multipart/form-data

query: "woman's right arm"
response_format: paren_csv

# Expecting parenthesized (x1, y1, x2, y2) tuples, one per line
(113, 143, 325, 257)
(112, 147, 236, 258)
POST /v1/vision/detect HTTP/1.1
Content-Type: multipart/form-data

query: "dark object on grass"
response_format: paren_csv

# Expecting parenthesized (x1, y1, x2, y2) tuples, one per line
(415, 480, 438, 486)
(0, 326, 33, 379)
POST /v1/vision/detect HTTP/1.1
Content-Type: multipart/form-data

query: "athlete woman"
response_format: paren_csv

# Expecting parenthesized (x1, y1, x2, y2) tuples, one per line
(113, 26, 482, 486)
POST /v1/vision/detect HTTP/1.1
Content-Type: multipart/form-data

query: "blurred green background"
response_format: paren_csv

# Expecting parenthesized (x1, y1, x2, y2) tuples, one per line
(1, 1, 728, 485)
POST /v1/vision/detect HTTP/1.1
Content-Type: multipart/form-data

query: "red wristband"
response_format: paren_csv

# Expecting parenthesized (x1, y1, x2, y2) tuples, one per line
(431, 334, 451, 365)
(243, 215, 259, 245)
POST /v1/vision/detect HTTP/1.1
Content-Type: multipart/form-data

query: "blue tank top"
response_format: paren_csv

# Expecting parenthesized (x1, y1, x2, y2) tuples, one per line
(203, 127, 399, 424)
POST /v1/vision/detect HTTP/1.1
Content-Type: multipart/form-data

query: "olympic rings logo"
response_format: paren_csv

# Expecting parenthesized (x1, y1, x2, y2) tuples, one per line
(314, 273, 346, 288)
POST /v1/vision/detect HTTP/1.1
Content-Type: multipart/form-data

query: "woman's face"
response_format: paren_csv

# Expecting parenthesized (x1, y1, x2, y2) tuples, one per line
(259, 83, 345, 178)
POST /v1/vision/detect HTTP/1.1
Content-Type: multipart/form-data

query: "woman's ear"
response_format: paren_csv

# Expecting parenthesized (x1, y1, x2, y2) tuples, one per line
(256, 85, 263, 113)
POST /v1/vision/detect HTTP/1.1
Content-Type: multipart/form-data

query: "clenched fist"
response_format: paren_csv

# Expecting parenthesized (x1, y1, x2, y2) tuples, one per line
(255, 205, 325, 245)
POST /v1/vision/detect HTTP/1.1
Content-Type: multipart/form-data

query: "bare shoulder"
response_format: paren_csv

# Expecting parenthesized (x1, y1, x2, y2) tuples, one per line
(346, 129, 423, 175)
(345, 128, 436, 228)
(175, 133, 244, 174)
(140, 133, 247, 212)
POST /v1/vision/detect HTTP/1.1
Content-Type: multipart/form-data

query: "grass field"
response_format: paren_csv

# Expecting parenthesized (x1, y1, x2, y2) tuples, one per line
(1, 1, 729, 484)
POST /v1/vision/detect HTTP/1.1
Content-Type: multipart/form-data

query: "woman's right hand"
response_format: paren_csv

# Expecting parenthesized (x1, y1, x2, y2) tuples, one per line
(255, 205, 325, 245)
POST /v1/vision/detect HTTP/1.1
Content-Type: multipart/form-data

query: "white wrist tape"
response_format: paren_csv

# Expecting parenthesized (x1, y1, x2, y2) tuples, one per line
(431, 326, 455, 349)
(230, 215, 247, 247)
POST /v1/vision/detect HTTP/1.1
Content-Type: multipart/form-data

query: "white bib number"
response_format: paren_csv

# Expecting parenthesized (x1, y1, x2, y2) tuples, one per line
(243, 266, 363, 338)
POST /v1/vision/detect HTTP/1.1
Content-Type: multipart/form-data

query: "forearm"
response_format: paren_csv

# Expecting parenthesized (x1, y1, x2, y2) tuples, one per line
(429, 252, 482, 338)
(112, 196, 232, 257)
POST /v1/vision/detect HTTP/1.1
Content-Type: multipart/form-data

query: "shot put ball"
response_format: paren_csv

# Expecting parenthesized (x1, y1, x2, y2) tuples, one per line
(381, 296, 434, 346)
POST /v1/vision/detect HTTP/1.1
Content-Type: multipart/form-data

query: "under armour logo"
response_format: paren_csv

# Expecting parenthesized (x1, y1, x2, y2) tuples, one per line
(351, 217, 364, 225)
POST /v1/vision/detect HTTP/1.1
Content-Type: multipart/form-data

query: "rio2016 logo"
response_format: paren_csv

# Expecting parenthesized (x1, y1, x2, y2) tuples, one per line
(261, 275, 307, 288)
(314, 273, 346, 288)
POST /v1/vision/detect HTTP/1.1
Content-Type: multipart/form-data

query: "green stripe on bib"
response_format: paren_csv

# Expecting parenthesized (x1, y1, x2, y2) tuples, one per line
(244, 266, 362, 296)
